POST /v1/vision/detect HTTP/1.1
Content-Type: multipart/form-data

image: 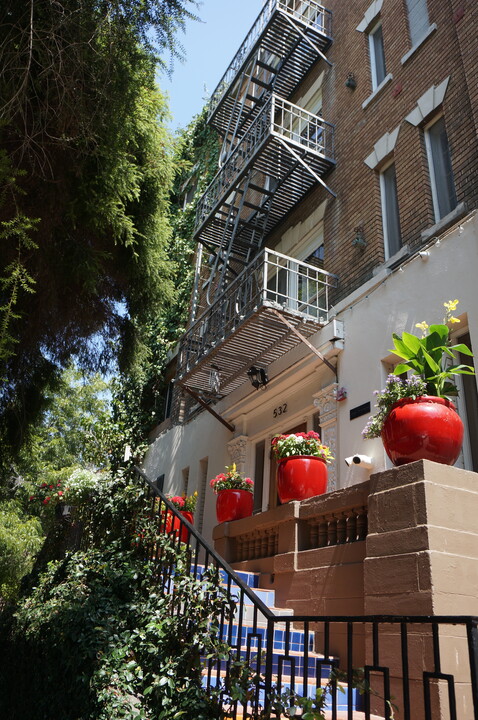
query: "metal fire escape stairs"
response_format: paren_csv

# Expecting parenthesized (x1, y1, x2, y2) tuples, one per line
(177, 1, 338, 402)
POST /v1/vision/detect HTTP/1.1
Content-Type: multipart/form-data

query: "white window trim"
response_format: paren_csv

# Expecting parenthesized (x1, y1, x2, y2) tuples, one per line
(368, 21, 385, 91)
(424, 113, 450, 224)
(401, 23, 437, 65)
(379, 160, 402, 261)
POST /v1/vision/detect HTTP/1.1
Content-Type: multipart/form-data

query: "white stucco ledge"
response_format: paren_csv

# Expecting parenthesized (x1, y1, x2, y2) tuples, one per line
(401, 24, 437, 65)
(420, 202, 467, 242)
(362, 73, 393, 110)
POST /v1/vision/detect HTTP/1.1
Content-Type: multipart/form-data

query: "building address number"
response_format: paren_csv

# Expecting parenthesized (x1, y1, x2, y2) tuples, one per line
(273, 403, 287, 418)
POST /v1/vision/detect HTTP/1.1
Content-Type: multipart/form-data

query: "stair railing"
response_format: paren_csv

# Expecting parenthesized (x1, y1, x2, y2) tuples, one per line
(133, 468, 478, 720)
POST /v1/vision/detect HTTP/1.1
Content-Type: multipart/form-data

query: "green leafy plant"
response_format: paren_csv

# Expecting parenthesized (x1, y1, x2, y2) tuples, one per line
(0, 501, 43, 602)
(363, 300, 475, 438)
(209, 464, 254, 494)
(271, 431, 333, 463)
(391, 299, 474, 397)
(0, 490, 236, 720)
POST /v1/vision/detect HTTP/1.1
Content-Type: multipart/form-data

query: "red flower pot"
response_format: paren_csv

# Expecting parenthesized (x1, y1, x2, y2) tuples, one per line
(216, 489, 253, 523)
(165, 511, 194, 542)
(277, 455, 328, 504)
(381, 396, 464, 467)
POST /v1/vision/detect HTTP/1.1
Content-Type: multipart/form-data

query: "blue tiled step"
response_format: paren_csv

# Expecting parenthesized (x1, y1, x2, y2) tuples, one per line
(218, 623, 315, 655)
(203, 671, 364, 713)
(210, 652, 335, 681)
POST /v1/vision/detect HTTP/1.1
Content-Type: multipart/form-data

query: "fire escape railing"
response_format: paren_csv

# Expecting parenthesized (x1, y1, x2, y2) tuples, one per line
(196, 95, 335, 240)
(133, 468, 478, 720)
(208, 0, 333, 122)
(178, 248, 338, 381)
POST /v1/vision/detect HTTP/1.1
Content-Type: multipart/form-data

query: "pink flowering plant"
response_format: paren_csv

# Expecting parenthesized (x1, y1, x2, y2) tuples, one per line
(210, 464, 254, 494)
(271, 431, 333, 463)
(29, 480, 66, 508)
(166, 492, 198, 512)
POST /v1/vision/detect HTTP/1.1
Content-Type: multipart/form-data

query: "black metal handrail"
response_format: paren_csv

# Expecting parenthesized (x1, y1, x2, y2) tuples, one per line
(133, 468, 478, 720)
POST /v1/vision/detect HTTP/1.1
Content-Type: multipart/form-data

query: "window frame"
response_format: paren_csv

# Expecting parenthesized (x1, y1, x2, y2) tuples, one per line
(368, 20, 387, 91)
(424, 114, 457, 223)
(405, 0, 430, 48)
(379, 160, 402, 260)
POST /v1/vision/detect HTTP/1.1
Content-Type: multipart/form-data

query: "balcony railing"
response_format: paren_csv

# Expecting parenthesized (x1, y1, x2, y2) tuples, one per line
(208, 0, 333, 126)
(195, 95, 335, 248)
(177, 248, 338, 394)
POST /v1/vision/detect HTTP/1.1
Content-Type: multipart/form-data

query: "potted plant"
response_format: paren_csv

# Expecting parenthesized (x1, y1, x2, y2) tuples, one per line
(210, 464, 254, 523)
(363, 300, 474, 466)
(271, 431, 334, 503)
(165, 492, 198, 542)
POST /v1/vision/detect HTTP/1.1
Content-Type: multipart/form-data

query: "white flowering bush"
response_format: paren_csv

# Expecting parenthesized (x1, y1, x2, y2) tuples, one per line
(63, 468, 103, 505)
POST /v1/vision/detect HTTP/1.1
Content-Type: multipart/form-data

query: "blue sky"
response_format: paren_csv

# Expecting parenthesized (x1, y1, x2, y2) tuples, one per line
(164, 0, 263, 131)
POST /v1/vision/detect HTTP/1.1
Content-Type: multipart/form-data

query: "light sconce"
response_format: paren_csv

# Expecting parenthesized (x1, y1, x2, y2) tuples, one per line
(247, 365, 268, 390)
(334, 386, 347, 402)
(352, 225, 366, 249)
(345, 72, 357, 90)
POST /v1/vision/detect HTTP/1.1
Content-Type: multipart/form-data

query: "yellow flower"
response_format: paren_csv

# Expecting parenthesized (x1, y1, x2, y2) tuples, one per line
(444, 299, 459, 312)
(415, 321, 429, 333)
(449, 316, 460, 324)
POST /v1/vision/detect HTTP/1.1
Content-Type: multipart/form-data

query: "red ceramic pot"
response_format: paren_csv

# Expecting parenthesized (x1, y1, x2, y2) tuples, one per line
(216, 489, 253, 523)
(381, 396, 464, 467)
(165, 511, 194, 543)
(277, 455, 328, 504)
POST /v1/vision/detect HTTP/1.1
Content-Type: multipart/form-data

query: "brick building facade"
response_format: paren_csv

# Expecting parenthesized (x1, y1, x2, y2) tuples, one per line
(144, 0, 478, 545)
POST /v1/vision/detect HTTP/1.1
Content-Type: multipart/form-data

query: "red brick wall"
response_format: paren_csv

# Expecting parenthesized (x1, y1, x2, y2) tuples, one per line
(268, 0, 478, 304)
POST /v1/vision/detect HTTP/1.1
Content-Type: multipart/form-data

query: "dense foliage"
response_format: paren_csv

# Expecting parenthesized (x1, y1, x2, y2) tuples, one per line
(0, 473, 237, 719)
(0, 0, 199, 461)
(0, 500, 43, 603)
(109, 108, 219, 457)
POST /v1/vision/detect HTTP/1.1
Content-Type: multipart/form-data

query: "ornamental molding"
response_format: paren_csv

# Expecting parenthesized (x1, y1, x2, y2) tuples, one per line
(313, 383, 338, 491)
(405, 77, 450, 126)
(313, 383, 338, 423)
(364, 125, 401, 169)
(356, 0, 383, 32)
(227, 435, 248, 472)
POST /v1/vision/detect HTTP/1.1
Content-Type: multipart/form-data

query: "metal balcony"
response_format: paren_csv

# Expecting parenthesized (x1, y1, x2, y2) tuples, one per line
(177, 248, 338, 395)
(209, 0, 333, 138)
(195, 95, 334, 261)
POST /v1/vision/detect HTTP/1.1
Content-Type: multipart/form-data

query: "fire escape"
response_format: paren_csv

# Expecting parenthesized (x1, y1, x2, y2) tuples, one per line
(177, 0, 337, 400)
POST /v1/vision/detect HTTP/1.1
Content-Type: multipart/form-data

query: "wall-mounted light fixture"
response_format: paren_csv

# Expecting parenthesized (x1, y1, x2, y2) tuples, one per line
(247, 365, 268, 390)
(345, 72, 357, 89)
(352, 225, 366, 249)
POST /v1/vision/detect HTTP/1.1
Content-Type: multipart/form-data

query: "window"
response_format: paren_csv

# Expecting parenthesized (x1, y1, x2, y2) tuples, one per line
(405, 0, 430, 47)
(380, 163, 402, 259)
(425, 116, 457, 222)
(368, 21, 387, 90)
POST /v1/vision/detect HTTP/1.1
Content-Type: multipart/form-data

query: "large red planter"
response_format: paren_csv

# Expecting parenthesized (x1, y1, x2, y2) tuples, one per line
(165, 510, 194, 542)
(381, 396, 464, 467)
(216, 489, 253, 523)
(277, 455, 328, 504)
